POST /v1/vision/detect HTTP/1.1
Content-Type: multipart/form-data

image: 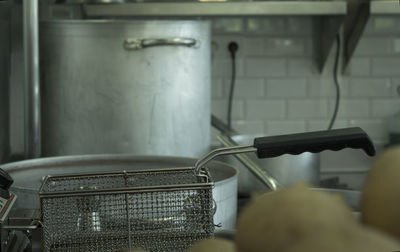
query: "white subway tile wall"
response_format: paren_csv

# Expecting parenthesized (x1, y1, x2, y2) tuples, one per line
(288, 99, 329, 119)
(371, 99, 400, 118)
(394, 38, 400, 53)
(266, 78, 307, 98)
(307, 119, 349, 131)
(349, 78, 392, 97)
(371, 57, 400, 76)
(212, 99, 245, 120)
(246, 100, 286, 120)
(267, 120, 307, 136)
(244, 57, 286, 77)
(308, 77, 350, 97)
(224, 78, 265, 98)
(354, 37, 392, 55)
(328, 99, 370, 118)
(348, 57, 371, 76)
(211, 15, 400, 146)
(264, 38, 307, 56)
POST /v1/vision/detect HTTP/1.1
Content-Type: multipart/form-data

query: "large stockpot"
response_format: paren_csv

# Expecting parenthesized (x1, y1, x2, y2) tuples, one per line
(40, 20, 211, 158)
(1, 155, 238, 230)
(0, 2, 9, 164)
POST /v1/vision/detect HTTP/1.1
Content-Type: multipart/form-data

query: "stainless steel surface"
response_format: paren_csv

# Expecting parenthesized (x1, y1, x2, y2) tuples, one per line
(23, 0, 41, 159)
(371, 0, 400, 14)
(8, 3, 25, 157)
(84, 2, 347, 17)
(39, 169, 214, 251)
(40, 20, 211, 158)
(217, 134, 280, 191)
(1, 155, 238, 230)
(124, 37, 197, 50)
(0, 2, 9, 164)
(219, 135, 320, 194)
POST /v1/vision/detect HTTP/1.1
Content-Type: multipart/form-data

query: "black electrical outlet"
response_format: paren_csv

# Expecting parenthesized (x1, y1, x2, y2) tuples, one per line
(228, 41, 239, 54)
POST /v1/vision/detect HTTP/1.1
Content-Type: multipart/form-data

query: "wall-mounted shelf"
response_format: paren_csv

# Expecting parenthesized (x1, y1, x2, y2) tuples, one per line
(371, 0, 400, 14)
(84, 1, 346, 73)
(84, 1, 346, 17)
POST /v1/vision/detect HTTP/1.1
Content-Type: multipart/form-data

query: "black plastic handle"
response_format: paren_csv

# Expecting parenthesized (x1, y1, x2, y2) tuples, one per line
(253, 127, 376, 159)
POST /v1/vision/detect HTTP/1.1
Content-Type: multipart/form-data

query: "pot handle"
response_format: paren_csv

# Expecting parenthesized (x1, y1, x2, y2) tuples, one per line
(194, 127, 375, 174)
(124, 38, 197, 50)
(254, 127, 376, 159)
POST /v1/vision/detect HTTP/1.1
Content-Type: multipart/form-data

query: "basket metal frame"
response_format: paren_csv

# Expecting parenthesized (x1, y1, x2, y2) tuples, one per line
(38, 167, 215, 252)
(39, 167, 213, 197)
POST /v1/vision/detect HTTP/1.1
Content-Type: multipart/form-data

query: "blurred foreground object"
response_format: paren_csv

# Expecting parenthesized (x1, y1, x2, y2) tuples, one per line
(361, 146, 400, 240)
(236, 183, 358, 252)
(188, 238, 235, 252)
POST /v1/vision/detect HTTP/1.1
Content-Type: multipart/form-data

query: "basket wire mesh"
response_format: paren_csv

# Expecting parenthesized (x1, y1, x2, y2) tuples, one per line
(39, 168, 214, 252)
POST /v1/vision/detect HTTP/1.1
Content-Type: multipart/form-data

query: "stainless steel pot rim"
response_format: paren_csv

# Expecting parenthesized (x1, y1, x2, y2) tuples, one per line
(40, 20, 211, 25)
(2, 154, 239, 187)
(1, 154, 233, 170)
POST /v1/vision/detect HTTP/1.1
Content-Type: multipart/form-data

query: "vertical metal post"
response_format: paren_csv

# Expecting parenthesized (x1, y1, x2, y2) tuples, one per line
(23, 0, 41, 159)
(0, 1, 10, 164)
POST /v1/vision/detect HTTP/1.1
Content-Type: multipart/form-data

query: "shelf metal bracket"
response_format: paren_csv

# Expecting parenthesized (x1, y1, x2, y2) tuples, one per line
(342, 0, 371, 71)
(313, 15, 344, 73)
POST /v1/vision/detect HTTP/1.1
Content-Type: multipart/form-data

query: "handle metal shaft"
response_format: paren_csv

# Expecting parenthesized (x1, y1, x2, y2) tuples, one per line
(194, 144, 256, 175)
(216, 135, 280, 191)
(124, 37, 197, 50)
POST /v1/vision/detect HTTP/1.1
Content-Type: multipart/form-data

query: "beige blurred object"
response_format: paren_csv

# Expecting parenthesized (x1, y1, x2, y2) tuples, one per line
(188, 238, 235, 252)
(236, 183, 359, 252)
(361, 146, 400, 240)
(286, 226, 400, 252)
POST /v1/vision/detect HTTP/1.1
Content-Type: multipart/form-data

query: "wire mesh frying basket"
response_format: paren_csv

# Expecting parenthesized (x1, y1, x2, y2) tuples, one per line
(39, 168, 214, 252)
(38, 128, 376, 252)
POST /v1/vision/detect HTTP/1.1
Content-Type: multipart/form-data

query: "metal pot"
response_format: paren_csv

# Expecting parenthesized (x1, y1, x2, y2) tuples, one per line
(219, 135, 320, 194)
(0, 2, 10, 164)
(40, 20, 211, 158)
(1, 155, 238, 229)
